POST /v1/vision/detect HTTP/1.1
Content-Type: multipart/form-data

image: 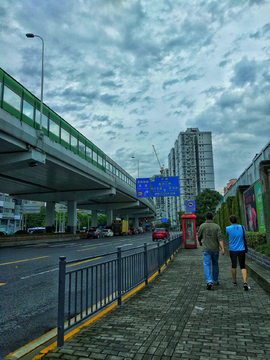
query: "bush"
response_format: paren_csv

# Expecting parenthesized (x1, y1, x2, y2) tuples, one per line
(246, 232, 267, 248)
(255, 243, 270, 257)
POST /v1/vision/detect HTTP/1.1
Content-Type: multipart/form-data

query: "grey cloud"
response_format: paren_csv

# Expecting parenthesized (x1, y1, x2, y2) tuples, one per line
(101, 80, 123, 89)
(216, 91, 243, 109)
(92, 115, 111, 124)
(100, 94, 119, 106)
(249, 31, 261, 39)
(263, 71, 270, 83)
(183, 74, 203, 82)
(100, 70, 115, 78)
(62, 87, 99, 102)
(230, 56, 257, 87)
(162, 79, 179, 90)
(137, 119, 148, 126)
(105, 130, 117, 136)
(129, 109, 139, 115)
(129, 96, 140, 104)
(262, 23, 270, 34)
(137, 130, 149, 137)
(201, 86, 225, 97)
(113, 122, 124, 129)
(219, 60, 230, 67)
(178, 97, 195, 109)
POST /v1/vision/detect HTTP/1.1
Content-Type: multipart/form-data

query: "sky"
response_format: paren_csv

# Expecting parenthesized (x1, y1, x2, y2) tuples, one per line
(1, 0, 270, 195)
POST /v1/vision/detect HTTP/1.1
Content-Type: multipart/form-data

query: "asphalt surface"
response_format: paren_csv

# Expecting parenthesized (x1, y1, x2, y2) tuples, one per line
(30, 243, 270, 360)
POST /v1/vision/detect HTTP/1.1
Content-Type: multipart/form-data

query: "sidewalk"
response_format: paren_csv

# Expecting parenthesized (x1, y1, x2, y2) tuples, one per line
(34, 246, 270, 360)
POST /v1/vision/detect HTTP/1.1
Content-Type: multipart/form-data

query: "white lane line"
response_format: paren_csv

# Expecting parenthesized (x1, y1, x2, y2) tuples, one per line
(21, 268, 58, 279)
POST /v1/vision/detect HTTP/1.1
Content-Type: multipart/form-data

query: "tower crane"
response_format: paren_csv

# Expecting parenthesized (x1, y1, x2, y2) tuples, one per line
(152, 145, 165, 175)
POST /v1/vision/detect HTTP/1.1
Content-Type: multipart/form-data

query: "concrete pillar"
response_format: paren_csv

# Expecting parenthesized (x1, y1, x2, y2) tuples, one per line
(46, 201, 55, 233)
(134, 217, 139, 228)
(67, 201, 77, 234)
(123, 213, 129, 222)
(106, 209, 113, 227)
(92, 210, 98, 227)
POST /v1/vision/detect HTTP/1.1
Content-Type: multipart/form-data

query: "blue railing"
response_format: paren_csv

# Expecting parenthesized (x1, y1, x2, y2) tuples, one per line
(57, 233, 183, 347)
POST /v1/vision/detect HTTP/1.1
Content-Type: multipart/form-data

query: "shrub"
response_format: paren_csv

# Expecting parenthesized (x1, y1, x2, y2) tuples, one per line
(246, 232, 267, 248)
(255, 244, 270, 257)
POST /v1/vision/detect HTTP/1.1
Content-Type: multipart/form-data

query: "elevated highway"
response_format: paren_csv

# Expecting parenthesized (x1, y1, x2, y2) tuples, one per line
(0, 68, 156, 232)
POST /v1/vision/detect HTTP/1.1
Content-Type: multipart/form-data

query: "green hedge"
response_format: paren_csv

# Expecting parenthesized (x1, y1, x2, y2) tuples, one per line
(246, 231, 267, 248)
(255, 243, 270, 257)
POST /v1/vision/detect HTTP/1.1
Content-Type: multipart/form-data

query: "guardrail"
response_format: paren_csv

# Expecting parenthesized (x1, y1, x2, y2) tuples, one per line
(57, 233, 183, 347)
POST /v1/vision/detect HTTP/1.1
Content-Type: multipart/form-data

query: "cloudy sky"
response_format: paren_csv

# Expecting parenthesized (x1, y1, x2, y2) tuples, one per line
(1, 0, 270, 194)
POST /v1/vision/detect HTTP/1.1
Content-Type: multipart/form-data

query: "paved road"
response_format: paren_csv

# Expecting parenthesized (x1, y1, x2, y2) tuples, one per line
(0, 232, 153, 358)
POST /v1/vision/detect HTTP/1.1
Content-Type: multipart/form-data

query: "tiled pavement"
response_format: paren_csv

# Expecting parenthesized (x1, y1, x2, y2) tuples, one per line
(41, 246, 270, 360)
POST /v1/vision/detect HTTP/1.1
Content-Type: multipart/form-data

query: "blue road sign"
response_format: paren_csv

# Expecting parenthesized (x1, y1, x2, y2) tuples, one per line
(150, 176, 179, 197)
(186, 200, 196, 212)
(136, 178, 151, 198)
(161, 218, 167, 223)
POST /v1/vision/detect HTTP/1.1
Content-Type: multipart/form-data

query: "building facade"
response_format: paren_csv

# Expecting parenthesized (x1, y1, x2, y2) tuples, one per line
(0, 193, 21, 234)
(167, 128, 215, 223)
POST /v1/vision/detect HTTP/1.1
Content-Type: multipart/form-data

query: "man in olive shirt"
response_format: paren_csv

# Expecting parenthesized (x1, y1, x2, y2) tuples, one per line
(198, 212, 225, 290)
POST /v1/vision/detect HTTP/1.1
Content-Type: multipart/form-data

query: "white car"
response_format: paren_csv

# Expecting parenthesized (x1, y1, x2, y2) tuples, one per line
(103, 229, 114, 237)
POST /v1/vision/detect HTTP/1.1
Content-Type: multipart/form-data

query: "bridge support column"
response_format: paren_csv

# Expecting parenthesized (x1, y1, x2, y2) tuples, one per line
(134, 217, 139, 228)
(92, 210, 98, 227)
(46, 201, 55, 233)
(106, 210, 113, 227)
(123, 214, 129, 222)
(67, 201, 77, 234)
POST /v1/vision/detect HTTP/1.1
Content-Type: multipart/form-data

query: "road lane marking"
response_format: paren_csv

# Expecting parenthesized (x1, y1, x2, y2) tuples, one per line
(21, 268, 58, 279)
(0, 256, 50, 266)
(67, 257, 102, 267)
(77, 247, 97, 252)
(0, 283, 6, 286)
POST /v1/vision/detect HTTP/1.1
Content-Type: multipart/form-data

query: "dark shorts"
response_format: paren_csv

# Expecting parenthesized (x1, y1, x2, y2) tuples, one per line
(230, 250, 246, 269)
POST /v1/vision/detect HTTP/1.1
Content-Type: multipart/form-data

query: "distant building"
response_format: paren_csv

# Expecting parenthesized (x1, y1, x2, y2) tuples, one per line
(224, 179, 237, 194)
(0, 193, 21, 234)
(167, 128, 215, 222)
(153, 128, 215, 225)
(152, 169, 170, 224)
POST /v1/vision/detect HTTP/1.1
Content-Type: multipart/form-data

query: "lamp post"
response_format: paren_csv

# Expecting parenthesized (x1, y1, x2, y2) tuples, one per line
(26, 33, 44, 130)
(131, 156, 139, 178)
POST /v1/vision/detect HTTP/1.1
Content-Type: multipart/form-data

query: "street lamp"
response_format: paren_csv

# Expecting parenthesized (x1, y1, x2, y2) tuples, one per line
(131, 156, 139, 178)
(26, 33, 44, 130)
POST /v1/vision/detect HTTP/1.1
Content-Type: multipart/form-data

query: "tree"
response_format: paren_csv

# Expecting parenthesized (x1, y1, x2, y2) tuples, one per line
(26, 205, 46, 228)
(195, 189, 222, 226)
(98, 214, 107, 226)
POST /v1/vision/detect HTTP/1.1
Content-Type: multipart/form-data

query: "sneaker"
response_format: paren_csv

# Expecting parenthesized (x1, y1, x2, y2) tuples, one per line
(232, 281, 237, 286)
(214, 282, 220, 286)
(206, 282, 213, 290)
(243, 283, 249, 291)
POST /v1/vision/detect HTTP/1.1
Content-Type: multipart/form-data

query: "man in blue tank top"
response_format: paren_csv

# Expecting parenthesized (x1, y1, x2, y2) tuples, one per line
(226, 215, 248, 291)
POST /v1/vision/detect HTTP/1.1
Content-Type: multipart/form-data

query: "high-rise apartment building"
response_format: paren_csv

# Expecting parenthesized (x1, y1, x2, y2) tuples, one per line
(167, 128, 215, 223)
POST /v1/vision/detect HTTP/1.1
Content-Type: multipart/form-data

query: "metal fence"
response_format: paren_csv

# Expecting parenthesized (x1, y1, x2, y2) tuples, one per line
(57, 233, 183, 347)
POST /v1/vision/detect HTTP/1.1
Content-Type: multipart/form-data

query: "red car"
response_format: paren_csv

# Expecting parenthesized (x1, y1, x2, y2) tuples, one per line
(152, 228, 169, 241)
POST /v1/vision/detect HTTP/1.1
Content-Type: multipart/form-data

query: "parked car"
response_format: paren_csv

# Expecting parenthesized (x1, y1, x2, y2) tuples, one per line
(130, 228, 138, 235)
(103, 229, 114, 237)
(86, 227, 104, 239)
(14, 230, 29, 235)
(152, 228, 169, 241)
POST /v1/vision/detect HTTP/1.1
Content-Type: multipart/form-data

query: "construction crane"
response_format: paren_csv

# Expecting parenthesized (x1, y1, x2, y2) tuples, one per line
(152, 145, 165, 175)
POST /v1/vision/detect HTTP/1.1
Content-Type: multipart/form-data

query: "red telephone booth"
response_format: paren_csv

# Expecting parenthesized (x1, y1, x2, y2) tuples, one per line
(181, 213, 197, 249)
